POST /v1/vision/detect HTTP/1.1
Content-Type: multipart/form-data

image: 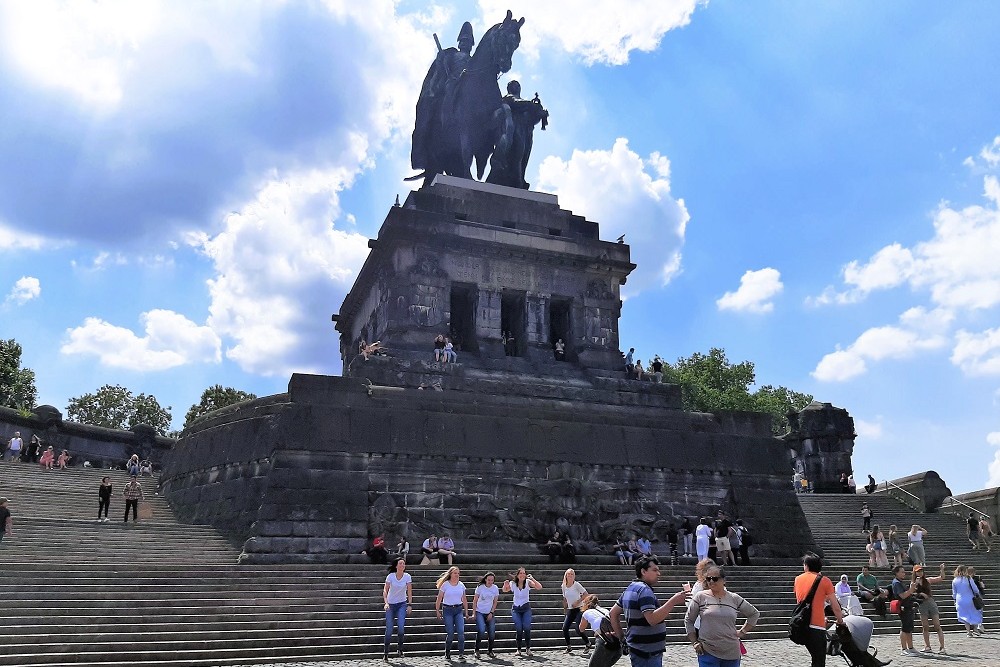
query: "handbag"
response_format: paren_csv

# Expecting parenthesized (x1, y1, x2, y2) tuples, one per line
(789, 575, 823, 645)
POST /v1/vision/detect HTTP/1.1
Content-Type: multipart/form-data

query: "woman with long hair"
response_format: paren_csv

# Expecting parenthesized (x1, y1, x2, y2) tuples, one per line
(886, 525, 903, 567)
(868, 525, 888, 569)
(685, 565, 759, 666)
(578, 595, 622, 667)
(912, 563, 946, 653)
(382, 558, 412, 661)
(435, 566, 469, 661)
(472, 572, 500, 660)
(952, 565, 984, 636)
(503, 566, 543, 657)
(561, 568, 591, 654)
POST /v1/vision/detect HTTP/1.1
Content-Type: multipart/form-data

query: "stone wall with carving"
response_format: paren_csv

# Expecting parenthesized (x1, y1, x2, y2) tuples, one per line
(162, 374, 818, 563)
(784, 402, 856, 494)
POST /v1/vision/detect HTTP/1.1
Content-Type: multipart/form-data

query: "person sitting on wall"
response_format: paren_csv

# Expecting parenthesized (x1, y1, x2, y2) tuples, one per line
(421, 535, 440, 565)
(367, 535, 388, 564)
(56, 449, 71, 469)
(396, 537, 410, 559)
(554, 338, 565, 361)
(438, 534, 458, 564)
(444, 338, 457, 364)
(865, 474, 877, 494)
(545, 530, 564, 563)
(434, 335, 446, 363)
(560, 531, 577, 563)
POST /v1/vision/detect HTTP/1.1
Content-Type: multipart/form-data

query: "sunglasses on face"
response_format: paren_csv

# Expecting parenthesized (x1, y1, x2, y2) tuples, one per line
(705, 576, 724, 583)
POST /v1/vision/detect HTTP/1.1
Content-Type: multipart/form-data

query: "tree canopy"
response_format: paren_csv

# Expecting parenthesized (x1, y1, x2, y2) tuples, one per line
(184, 384, 257, 428)
(66, 384, 172, 435)
(661, 347, 813, 435)
(0, 339, 37, 411)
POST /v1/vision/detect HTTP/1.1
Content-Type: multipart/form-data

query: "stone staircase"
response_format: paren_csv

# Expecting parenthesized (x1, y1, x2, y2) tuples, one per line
(798, 492, 999, 634)
(2, 460, 996, 665)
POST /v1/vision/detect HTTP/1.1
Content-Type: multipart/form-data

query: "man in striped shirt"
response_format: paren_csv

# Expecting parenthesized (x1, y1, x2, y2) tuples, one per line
(610, 556, 688, 667)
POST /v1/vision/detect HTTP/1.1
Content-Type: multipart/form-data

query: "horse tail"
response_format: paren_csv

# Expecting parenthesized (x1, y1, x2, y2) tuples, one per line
(403, 171, 428, 182)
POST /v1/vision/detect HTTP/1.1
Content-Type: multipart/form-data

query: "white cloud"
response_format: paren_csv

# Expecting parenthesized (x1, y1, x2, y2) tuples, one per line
(810, 174, 1000, 310)
(5, 276, 40, 305)
(951, 328, 1000, 377)
(855, 418, 884, 441)
(716, 268, 783, 314)
(536, 138, 689, 296)
(198, 163, 371, 376)
(812, 319, 948, 382)
(477, 1, 700, 65)
(0, 221, 50, 251)
(966, 135, 1000, 169)
(61, 310, 221, 371)
(987, 431, 1000, 487)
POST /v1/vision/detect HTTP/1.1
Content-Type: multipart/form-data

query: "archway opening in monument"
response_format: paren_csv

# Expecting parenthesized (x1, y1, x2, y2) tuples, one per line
(549, 298, 573, 361)
(449, 283, 479, 353)
(500, 291, 526, 357)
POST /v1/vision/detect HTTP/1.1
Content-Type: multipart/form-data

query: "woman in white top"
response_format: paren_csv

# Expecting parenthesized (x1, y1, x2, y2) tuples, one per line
(578, 594, 621, 667)
(907, 525, 928, 566)
(472, 572, 501, 659)
(382, 558, 412, 661)
(561, 569, 592, 653)
(503, 566, 543, 657)
(435, 566, 469, 661)
(695, 518, 713, 562)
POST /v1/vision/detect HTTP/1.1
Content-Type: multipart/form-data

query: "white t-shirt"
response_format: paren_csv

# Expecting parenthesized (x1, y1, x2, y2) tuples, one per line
(562, 581, 587, 608)
(909, 532, 924, 544)
(696, 524, 712, 542)
(385, 572, 411, 604)
(441, 580, 466, 606)
(475, 584, 500, 614)
(511, 582, 531, 607)
(9, 437, 21, 452)
(581, 607, 606, 633)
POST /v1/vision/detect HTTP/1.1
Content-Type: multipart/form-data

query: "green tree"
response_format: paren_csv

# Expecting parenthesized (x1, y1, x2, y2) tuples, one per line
(66, 384, 172, 435)
(0, 339, 37, 411)
(662, 347, 812, 435)
(184, 384, 257, 428)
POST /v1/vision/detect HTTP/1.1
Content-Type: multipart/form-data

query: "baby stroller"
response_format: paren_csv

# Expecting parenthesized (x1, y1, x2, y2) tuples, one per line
(827, 616, 890, 667)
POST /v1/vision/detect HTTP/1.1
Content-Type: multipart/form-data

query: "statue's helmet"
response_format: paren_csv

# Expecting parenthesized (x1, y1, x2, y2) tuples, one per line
(457, 21, 475, 49)
(506, 80, 521, 97)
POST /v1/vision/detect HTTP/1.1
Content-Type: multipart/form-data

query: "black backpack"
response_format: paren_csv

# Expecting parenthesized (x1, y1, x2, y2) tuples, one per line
(738, 527, 753, 547)
(789, 575, 823, 645)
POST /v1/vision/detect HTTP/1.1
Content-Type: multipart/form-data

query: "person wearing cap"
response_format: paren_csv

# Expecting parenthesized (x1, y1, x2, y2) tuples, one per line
(0, 497, 11, 541)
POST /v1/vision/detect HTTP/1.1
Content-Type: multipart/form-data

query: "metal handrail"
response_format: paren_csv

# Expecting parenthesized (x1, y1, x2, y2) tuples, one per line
(939, 495, 981, 517)
(881, 478, 922, 502)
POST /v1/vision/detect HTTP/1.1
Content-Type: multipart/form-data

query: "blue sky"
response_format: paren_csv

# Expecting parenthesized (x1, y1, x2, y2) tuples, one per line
(2, 1, 999, 494)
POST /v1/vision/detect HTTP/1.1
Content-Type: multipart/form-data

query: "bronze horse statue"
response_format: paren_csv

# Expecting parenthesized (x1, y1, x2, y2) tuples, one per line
(408, 11, 524, 184)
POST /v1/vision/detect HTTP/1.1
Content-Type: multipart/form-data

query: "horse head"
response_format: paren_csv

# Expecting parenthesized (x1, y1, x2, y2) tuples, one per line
(475, 9, 524, 75)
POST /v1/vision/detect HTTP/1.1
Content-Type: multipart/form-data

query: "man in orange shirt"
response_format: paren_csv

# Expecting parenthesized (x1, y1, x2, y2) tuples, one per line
(793, 552, 845, 667)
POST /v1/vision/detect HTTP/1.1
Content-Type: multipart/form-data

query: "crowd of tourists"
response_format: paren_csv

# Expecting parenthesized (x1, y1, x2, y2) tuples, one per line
(381, 555, 760, 666)
(796, 550, 989, 667)
(611, 515, 753, 568)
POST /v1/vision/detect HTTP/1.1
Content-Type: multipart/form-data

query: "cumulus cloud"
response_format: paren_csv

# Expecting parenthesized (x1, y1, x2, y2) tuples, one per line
(0, 1, 434, 243)
(0, 221, 51, 251)
(536, 138, 689, 296)
(478, 0, 700, 65)
(812, 317, 948, 382)
(716, 268, 783, 314)
(951, 328, 1000, 377)
(61, 309, 221, 371)
(854, 418, 884, 441)
(988, 431, 1000, 487)
(197, 164, 371, 376)
(810, 175, 1000, 310)
(5, 276, 41, 305)
(966, 136, 1000, 170)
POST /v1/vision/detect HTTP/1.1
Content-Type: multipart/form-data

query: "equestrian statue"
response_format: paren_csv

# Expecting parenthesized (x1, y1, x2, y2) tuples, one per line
(408, 11, 548, 190)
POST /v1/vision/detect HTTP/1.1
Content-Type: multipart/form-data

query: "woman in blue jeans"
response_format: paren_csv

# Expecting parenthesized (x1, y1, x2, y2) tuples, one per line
(472, 572, 501, 659)
(503, 567, 544, 657)
(435, 566, 469, 660)
(382, 558, 412, 661)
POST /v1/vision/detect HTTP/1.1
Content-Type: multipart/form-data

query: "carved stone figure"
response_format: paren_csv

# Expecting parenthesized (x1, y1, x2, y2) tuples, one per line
(408, 12, 524, 184)
(486, 81, 549, 189)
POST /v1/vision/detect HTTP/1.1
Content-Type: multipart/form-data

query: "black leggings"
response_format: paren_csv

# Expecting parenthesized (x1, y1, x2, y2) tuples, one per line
(98, 497, 110, 519)
(561, 608, 588, 648)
